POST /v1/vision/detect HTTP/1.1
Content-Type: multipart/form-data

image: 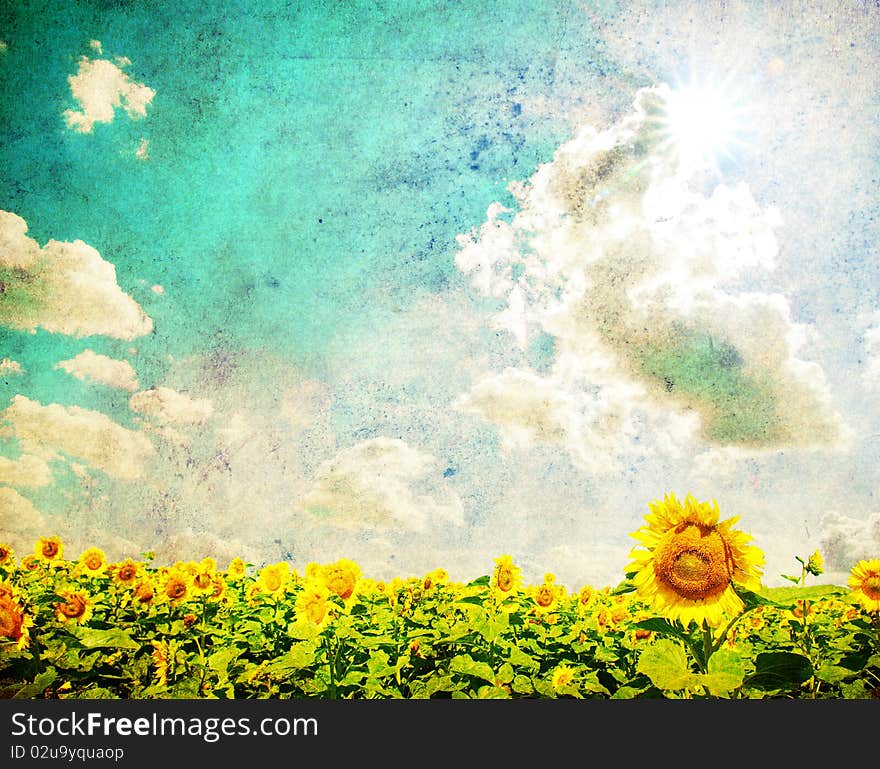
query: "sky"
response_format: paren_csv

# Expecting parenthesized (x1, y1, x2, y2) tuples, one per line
(1, 0, 879, 590)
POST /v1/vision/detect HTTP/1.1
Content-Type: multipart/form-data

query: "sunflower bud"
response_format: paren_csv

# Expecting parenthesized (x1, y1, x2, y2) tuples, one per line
(806, 549, 824, 577)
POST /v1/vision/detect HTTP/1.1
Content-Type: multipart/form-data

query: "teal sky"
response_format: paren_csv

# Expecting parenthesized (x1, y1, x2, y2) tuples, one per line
(1, 0, 879, 589)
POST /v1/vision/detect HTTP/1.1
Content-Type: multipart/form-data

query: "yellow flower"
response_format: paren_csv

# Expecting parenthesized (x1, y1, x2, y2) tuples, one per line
(491, 555, 522, 599)
(577, 585, 595, 608)
(806, 550, 824, 577)
(0, 585, 31, 650)
(530, 580, 560, 614)
(626, 493, 764, 628)
(423, 567, 449, 591)
(0, 544, 14, 567)
(35, 536, 64, 564)
(208, 575, 227, 602)
(295, 581, 333, 628)
(21, 555, 40, 572)
(160, 569, 192, 604)
(551, 664, 575, 690)
(54, 590, 93, 624)
(77, 547, 108, 577)
(257, 562, 291, 597)
(132, 578, 156, 609)
(320, 559, 361, 603)
(848, 558, 880, 613)
(110, 558, 142, 587)
(226, 557, 248, 581)
(191, 559, 216, 596)
(151, 640, 172, 687)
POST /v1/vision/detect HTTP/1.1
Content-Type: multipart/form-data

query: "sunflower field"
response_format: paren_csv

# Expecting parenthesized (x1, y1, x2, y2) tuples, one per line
(1, 494, 879, 700)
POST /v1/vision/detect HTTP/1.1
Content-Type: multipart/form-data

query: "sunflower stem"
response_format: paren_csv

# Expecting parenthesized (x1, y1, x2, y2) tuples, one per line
(699, 622, 713, 673)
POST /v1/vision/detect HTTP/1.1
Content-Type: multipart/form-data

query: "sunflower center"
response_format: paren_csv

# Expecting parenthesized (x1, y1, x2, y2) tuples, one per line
(60, 597, 86, 618)
(863, 576, 880, 600)
(167, 582, 187, 599)
(654, 524, 732, 601)
(497, 567, 514, 592)
(536, 586, 555, 607)
(86, 555, 102, 570)
(119, 566, 137, 582)
(42, 542, 59, 558)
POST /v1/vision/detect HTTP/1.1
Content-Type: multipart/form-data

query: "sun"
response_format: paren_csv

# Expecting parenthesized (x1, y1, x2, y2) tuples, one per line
(648, 74, 751, 177)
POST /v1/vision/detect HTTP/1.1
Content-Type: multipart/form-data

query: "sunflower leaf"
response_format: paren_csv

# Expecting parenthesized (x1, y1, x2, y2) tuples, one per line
(632, 618, 693, 646)
(69, 627, 140, 650)
(636, 639, 700, 692)
(703, 648, 744, 696)
(743, 652, 813, 692)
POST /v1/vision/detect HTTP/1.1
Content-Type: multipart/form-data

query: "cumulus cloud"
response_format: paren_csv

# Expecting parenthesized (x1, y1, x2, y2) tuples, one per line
(0, 210, 153, 339)
(55, 349, 139, 392)
(0, 358, 23, 376)
(0, 452, 54, 489)
(296, 437, 464, 531)
(0, 395, 154, 480)
(455, 84, 846, 470)
(818, 511, 880, 581)
(63, 51, 155, 134)
(0, 486, 45, 539)
(129, 387, 214, 426)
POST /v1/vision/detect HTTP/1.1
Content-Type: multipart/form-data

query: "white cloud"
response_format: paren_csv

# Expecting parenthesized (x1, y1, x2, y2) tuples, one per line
(454, 84, 846, 470)
(63, 54, 155, 134)
(0, 395, 154, 480)
(818, 511, 880, 583)
(129, 386, 214, 426)
(0, 358, 23, 376)
(0, 453, 54, 488)
(0, 486, 46, 534)
(296, 437, 464, 531)
(55, 349, 139, 392)
(0, 210, 153, 339)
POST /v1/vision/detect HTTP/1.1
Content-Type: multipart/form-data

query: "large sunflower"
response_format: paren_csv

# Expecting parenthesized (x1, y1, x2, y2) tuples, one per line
(295, 580, 333, 628)
(847, 559, 880, 613)
(491, 555, 522, 600)
(54, 590, 94, 624)
(626, 493, 764, 628)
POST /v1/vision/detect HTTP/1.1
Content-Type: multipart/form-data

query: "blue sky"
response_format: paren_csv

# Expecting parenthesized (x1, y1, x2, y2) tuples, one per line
(1, 0, 879, 589)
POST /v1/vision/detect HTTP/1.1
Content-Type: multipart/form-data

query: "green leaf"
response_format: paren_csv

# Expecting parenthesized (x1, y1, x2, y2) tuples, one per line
(731, 584, 779, 609)
(780, 574, 802, 584)
(610, 580, 637, 596)
(744, 652, 814, 691)
(511, 674, 533, 695)
(632, 618, 693, 646)
(815, 664, 855, 685)
(703, 648, 745, 696)
(13, 669, 58, 699)
(207, 646, 241, 672)
(70, 627, 140, 650)
(449, 654, 496, 685)
(466, 575, 490, 587)
(636, 639, 700, 692)
(265, 641, 318, 674)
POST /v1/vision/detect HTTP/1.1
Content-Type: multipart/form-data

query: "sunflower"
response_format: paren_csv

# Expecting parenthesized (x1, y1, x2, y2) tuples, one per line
(54, 590, 93, 624)
(423, 567, 449, 592)
(847, 558, 880, 613)
(491, 555, 522, 599)
(160, 569, 192, 604)
(0, 544, 14, 568)
(320, 558, 362, 605)
(530, 580, 561, 614)
(550, 664, 575, 690)
(256, 562, 291, 597)
(294, 580, 333, 628)
(110, 558, 142, 587)
(76, 547, 108, 577)
(21, 555, 40, 572)
(35, 536, 64, 565)
(626, 493, 764, 628)
(0, 584, 32, 650)
(207, 575, 227, 602)
(191, 559, 216, 596)
(226, 557, 248, 581)
(132, 578, 156, 609)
